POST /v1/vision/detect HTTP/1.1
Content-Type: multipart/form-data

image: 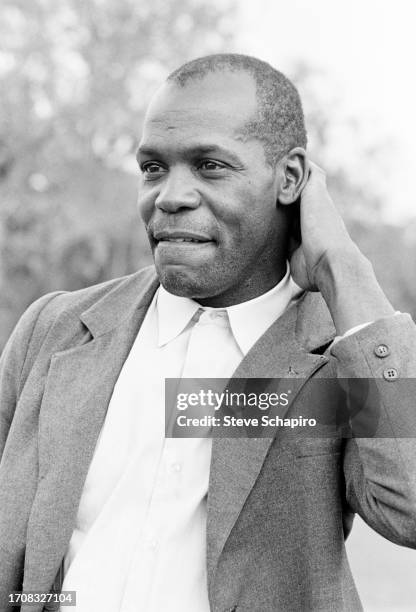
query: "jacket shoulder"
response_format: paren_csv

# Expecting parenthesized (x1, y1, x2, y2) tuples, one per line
(32, 266, 157, 326)
(1, 266, 157, 395)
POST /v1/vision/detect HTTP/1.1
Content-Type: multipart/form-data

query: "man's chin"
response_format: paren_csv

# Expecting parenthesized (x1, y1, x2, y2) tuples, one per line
(156, 265, 213, 300)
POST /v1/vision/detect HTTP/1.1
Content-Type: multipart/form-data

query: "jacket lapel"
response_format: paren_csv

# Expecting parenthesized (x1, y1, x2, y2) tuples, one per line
(206, 291, 336, 587)
(23, 270, 159, 593)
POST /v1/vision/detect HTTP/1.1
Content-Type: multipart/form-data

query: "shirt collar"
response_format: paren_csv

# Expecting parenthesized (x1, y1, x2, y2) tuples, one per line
(225, 263, 303, 355)
(157, 286, 200, 347)
(156, 263, 303, 353)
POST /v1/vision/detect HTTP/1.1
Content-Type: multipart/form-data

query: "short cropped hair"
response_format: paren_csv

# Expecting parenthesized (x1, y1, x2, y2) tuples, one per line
(167, 53, 307, 165)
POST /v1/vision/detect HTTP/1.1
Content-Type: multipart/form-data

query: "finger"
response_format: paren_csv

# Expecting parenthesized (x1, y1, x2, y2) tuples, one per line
(301, 162, 348, 234)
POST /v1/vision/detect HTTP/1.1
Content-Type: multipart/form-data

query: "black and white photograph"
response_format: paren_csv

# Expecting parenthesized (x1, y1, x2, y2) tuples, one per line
(1, 1, 416, 610)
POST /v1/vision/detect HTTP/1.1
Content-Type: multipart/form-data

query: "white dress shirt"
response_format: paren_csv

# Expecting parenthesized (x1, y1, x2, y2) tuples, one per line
(62, 265, 303, 611)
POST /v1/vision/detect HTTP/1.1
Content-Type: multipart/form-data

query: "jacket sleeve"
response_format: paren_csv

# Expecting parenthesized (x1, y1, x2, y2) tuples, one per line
(0, 293, 63, 460)
(330, 313, 416, 548)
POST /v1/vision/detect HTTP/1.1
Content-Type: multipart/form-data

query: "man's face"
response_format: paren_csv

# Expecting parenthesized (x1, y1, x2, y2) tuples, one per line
(137, 71, 289, 306)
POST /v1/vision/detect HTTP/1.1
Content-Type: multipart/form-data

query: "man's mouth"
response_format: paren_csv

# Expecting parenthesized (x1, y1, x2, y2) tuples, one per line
(153, 230, 214, 245)
(159, 238, 206, 243)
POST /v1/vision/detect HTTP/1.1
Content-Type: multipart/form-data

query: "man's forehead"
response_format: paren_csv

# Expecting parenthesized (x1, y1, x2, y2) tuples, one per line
(142, 108, 247, 137)
(144, 71, 258, 127)
(138, 113, 254, 160)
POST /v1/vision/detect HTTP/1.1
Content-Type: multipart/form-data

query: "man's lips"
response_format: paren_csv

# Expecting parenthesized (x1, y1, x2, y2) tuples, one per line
(153, 230, 214, 244)
(152, 229, 217, 265)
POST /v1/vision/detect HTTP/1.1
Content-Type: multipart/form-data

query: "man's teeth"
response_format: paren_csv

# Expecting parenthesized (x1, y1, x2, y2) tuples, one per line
(163, 238, 203, 243)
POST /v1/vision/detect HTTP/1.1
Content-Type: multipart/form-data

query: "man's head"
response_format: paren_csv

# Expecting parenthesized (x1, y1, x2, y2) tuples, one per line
(137, 53, 309, 306)
(168, 54, 307, 166)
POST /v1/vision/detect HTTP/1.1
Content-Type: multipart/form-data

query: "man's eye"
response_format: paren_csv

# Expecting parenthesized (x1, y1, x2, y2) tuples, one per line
(141, 162, 165, 175)
(199, 160, 226, 172)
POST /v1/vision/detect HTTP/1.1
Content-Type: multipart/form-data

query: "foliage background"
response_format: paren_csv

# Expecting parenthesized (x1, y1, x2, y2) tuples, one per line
(1, 0, 416, 351)
(0, 0, 234, 348)
(1, 0, 415, 609)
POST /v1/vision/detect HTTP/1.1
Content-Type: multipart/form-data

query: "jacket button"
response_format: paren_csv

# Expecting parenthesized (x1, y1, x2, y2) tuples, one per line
(383, 367, 398, 381)
(374, 344, 390, 358)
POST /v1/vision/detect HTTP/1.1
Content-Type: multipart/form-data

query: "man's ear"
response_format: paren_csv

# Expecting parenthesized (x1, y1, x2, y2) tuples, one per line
(276, 147, 309, 205)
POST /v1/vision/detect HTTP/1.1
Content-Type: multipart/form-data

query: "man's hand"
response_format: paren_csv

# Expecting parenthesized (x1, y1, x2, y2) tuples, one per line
(289, 161, 395, 334)
(289, 161, 357, 291)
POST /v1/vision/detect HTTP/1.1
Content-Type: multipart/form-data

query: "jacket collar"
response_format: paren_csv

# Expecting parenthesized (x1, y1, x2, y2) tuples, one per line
(80, 266, 160, 339)
(79, 266, 336, 354)
(295, 290, 336, 353)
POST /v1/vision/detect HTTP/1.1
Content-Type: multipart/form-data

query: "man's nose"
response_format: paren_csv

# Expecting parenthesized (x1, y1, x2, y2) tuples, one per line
(154, 169, 200, 213)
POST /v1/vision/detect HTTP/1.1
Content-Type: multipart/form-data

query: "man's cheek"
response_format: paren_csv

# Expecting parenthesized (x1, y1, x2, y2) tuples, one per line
(137, 191, 154, 222)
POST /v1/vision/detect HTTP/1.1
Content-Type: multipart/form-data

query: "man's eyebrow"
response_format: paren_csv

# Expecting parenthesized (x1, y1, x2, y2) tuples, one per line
(136, 144, 243, 165)
(136, 146, 156, 161)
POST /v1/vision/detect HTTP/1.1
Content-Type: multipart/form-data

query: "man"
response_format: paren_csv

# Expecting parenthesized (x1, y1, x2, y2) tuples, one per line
(0, 53, 415, 612)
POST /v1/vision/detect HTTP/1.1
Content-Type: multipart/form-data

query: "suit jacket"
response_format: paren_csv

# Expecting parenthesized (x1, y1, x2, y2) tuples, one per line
(1, 266, 416, 612)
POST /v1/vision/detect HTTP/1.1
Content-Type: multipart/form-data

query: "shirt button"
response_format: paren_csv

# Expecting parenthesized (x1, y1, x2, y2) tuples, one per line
(148, 538, 158, 550)
(374, 344, 390, 358)
(171, 462, 182, 472)
(383, 367, 398, 381)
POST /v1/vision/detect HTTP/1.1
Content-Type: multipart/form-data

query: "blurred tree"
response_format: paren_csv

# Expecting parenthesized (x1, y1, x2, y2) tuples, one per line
(0, 0, 234, 349)
(1, 6, 415, 352)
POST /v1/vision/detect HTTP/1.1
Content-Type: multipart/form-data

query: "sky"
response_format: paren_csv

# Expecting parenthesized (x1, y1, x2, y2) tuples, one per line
(232, 0, 416, 222)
